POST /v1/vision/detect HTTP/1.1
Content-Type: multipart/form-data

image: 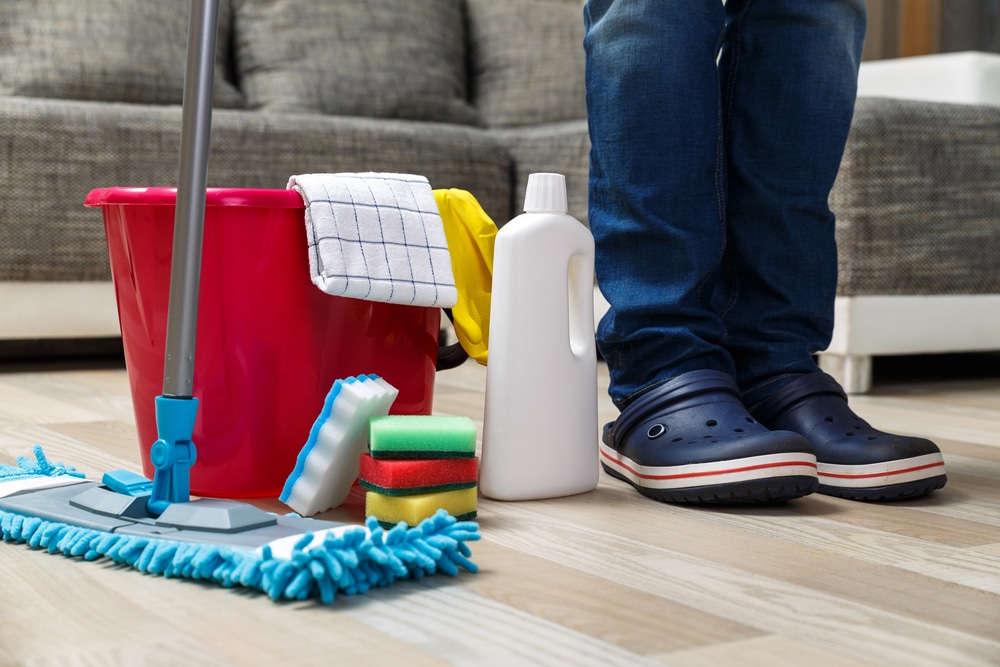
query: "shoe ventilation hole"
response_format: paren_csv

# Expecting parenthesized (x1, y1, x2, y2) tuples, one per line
(647, 423, 666, 439)
(846, 432, 854, 437)
(672, 437, 683, 443)
(734, 428, 744, 433)
(706, 420, 718, 427)
(825, 417, 834, 423)
(867, 436, 877, 440)
(745, 417, 755, 424)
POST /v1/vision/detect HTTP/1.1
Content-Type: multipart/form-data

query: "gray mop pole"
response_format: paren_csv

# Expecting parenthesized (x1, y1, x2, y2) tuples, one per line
(164, 0, 218, 398)
(146, 0, 219, 514)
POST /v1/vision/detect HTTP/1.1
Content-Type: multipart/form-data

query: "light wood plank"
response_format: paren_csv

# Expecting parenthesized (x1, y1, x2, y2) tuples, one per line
(0, 379, 109, 426)
(465, 539, 764, 655)
(0, 368, 136, 424)
(661, 635, 878, 667)
(851, 394, 1000, 450)
(480, 501, 1000, 667)
(482, 487, 1000, 641)
(2, 356, 1000, 666)
(794, 492, 1000, 549)
(343, 585, 670, 667)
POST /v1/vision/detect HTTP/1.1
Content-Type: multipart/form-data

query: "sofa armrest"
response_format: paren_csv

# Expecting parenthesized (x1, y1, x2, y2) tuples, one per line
(831, 97, 1000, 296)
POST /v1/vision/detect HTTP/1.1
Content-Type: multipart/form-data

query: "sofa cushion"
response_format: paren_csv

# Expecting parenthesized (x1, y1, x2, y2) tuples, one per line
(233, 0, 479, 126)
(468, 0, 586, 128)
(0, 0, 243, 108)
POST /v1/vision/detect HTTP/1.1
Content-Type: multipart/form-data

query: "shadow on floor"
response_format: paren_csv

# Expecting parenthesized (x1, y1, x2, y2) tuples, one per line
(0, 337, 126, 373)
(871, 351, 1000, 387)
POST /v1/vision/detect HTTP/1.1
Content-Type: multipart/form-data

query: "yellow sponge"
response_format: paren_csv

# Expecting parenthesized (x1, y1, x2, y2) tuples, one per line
(366, 487, 477, 527)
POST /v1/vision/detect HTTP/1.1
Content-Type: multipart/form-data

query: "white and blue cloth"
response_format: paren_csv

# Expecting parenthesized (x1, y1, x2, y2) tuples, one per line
(288, 172, 457, 308)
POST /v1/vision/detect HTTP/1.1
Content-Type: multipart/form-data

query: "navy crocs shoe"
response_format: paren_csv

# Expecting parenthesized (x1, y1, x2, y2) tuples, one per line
(751, 372, 947, 501)
(600, 370, 818, 504)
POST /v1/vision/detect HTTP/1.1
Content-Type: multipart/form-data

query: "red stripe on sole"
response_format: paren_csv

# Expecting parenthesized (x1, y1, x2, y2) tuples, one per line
(818, 460, 946, 480)
(600, 448, 816, 481)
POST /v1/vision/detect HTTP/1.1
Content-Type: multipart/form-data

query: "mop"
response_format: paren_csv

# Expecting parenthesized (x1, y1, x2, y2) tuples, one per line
(0, 0, 478, 604)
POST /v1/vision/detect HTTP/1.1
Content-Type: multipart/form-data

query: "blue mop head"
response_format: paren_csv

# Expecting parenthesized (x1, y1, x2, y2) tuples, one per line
(0, 445, 85, 482)
(1, 447, 479, 605)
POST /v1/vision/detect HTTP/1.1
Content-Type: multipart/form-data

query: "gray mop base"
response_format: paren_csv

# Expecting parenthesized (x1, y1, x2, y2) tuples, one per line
(0, 481, 347, 550)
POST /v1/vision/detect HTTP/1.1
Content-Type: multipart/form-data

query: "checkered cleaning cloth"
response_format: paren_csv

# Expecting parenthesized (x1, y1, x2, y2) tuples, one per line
(288, 173, 458, 308)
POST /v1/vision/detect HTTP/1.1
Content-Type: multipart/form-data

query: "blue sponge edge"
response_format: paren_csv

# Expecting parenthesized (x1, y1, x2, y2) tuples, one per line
(280, 375, 399, 516)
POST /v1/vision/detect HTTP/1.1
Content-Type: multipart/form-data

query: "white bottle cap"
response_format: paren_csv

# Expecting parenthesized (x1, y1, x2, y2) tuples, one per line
(523, 173, 568, 213)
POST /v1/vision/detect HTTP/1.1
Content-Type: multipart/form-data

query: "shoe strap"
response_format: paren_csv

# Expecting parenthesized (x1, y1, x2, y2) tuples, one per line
(751, 372, 847, 425)
(609, 370, 742, 447)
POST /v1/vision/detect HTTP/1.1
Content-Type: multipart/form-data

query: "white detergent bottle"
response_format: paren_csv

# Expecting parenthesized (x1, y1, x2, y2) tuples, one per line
(479, 173, 599, 501)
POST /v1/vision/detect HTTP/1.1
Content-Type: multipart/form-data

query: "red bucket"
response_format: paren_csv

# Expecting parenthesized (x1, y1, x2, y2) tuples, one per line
(87, 187, 439, 498)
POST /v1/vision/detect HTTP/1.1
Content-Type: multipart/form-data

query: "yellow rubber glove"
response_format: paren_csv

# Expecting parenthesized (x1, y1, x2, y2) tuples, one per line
(433, 188, 497, 365)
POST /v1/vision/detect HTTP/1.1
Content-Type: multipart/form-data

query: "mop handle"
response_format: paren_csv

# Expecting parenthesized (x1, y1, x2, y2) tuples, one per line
(163, 0, 219, 398)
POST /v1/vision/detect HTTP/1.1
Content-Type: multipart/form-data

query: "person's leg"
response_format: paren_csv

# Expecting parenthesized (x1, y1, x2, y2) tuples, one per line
(714, 0, 866, 406)
(585, 0, 731, 408)
(715, 0, 946, 500)
(585, 0, 817, 504)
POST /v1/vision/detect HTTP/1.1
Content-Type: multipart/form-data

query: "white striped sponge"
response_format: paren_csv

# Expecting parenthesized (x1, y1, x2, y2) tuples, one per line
(280, 375, 398, 516)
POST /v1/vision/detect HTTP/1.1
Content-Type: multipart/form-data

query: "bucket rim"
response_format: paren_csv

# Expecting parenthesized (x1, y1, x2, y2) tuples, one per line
(85, 187, 305, 209)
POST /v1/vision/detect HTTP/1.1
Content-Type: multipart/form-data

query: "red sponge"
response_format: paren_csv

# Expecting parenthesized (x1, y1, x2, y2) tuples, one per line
(358, 453, 478, 495)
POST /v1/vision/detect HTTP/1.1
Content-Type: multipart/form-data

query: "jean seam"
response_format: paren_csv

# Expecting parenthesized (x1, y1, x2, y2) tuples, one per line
(716, 0, 752, 327)
(712, 63, 729, 317)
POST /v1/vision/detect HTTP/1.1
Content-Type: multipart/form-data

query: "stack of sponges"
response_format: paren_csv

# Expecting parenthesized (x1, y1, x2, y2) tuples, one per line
(362, 415, 479, 527)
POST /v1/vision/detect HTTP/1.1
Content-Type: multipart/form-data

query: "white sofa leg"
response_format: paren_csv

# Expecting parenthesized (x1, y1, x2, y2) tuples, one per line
(818, 353, 873, 395)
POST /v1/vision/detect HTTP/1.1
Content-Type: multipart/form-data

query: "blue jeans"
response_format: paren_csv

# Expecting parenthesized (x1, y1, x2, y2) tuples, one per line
(584, 0, 866, 408)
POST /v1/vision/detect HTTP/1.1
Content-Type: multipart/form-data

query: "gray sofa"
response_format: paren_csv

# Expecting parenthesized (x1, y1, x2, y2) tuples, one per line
(0, 0, 590, 348)
(5, 1, 1000, 392)
(822, 92, 1000, 392)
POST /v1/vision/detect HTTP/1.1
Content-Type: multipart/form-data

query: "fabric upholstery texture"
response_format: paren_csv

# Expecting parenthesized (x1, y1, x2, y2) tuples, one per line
(0, 98, 510, 282)
(830, 97, 1000, 296)
(489, 120, 591, 225)
(233, 0, 479, 126)
(467, 0, 587, 128)
(0, 0, 588, 287)
(0, 0, 243, 108)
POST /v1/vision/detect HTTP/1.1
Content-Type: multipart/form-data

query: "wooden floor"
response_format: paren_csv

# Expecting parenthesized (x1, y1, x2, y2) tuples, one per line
(0, 353, 998, 666)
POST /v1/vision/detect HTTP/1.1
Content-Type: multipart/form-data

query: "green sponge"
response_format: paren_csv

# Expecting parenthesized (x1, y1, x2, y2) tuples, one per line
(368, 415, 477, 459)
